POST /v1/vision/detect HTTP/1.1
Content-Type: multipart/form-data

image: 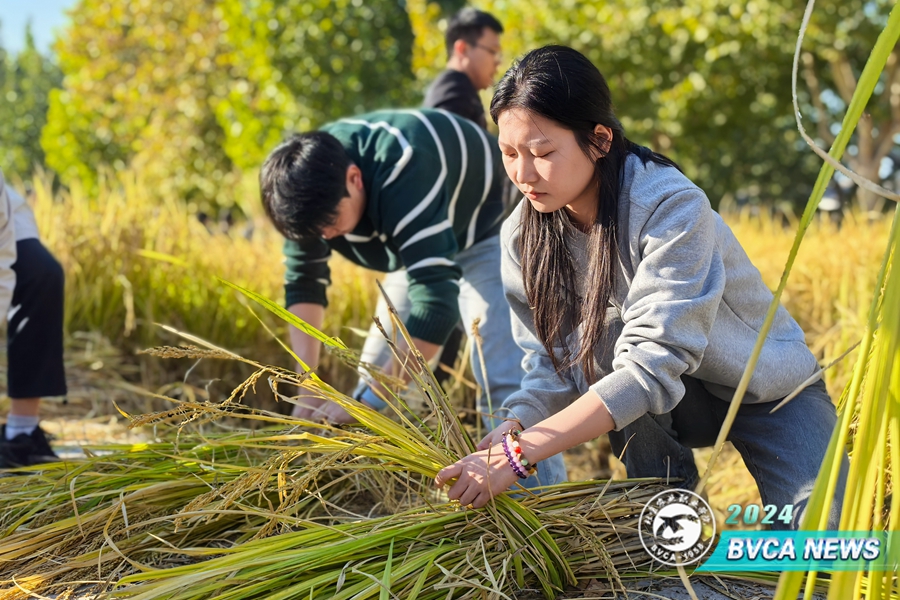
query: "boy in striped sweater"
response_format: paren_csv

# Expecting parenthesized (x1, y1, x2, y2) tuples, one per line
(259, 109, 565, 486)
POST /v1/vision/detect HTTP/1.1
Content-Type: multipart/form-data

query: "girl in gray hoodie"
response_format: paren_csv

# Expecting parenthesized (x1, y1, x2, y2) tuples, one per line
(435, 45, 845, 530)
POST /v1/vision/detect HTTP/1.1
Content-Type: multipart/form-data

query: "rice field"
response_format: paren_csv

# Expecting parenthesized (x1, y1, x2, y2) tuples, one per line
(0, 161, 896, 598)
(24, 169, 892, 410)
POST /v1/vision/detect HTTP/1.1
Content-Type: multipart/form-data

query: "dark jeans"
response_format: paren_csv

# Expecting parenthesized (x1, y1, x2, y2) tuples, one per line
(608, 376, 847, 530)
(7, 239, 67, 398)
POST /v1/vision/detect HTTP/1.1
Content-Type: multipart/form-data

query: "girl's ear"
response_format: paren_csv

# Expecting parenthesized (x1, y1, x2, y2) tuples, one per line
(593, 124, 613, 141)
(593, 124, 614, 156)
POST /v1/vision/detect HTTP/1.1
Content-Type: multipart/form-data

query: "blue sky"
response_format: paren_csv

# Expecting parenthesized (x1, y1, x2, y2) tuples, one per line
(1, 0, 77, 55)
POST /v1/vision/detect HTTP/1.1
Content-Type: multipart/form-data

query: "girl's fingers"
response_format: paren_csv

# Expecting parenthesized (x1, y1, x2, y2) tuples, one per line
(477, 421, 515, 450)
(447, 478, 467, 502)
(456, 484, 480, 508)
(435, 462, 462, 489)
(473, 491, 493, 509)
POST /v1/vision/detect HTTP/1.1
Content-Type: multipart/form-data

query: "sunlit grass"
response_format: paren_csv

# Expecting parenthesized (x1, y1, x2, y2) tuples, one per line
(28, 169, 379, 399)
(0, 316, 668, 599)
(730, 210, 890, 399)
(18, 156, 895, 547)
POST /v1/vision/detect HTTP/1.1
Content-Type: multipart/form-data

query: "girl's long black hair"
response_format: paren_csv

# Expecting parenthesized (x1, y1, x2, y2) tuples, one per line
(490, 45, 680, 382)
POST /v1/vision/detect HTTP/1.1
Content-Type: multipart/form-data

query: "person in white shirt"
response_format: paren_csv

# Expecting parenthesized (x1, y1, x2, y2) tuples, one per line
(0, 167, 66, 468)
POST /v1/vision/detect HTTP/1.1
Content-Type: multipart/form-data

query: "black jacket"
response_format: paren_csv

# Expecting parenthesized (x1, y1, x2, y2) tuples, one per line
(423, 70, 486, 129)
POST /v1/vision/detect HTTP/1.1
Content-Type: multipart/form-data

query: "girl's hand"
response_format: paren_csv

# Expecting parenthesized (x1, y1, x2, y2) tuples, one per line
(434, 446, 518, 509)
(476, 420, 522, 451)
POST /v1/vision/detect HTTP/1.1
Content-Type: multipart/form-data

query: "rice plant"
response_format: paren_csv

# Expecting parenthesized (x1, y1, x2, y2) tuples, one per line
(0, 302, 673, 599)
(27, 168, 379, 396)
(692, 0, 900, 597)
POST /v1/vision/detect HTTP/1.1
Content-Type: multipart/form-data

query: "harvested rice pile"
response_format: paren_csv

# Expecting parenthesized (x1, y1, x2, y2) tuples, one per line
(0, 324, 678, 599)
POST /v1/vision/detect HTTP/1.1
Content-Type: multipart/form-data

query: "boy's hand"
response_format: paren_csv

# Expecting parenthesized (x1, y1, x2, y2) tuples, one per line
(291, 397, 358, 424)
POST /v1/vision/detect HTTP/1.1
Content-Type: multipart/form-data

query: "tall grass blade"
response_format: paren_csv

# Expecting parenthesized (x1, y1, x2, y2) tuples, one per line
(698, 0, 900, 501)
(219, 278, 349, 351)
(380, 538, 394, 600)
(769, 3, 900, 599)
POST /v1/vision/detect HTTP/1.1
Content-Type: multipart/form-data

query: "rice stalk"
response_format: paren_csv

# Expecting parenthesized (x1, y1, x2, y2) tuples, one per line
(1, 280, 680, 598)
(0, 434, 403, 597)
(1, 427, 669, 599)
(109, 481, 663, 600)
(771, 2, 900, 599)
(824, 209, 900, 599)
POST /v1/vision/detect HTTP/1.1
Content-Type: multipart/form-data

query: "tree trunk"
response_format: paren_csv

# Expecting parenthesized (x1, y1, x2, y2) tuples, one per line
(853, 163, 885, 215)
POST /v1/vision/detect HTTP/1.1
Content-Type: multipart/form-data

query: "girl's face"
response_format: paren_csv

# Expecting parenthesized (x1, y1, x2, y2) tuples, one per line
(498, 108, 609, 228)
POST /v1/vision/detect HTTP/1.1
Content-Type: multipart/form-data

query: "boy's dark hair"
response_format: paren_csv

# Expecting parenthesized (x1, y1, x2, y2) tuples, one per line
(259, 131, 351, 241)
(444, 8, 503, 57)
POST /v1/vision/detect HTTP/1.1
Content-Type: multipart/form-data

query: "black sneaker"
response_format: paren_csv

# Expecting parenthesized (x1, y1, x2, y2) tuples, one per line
(0, 424, 59, 468)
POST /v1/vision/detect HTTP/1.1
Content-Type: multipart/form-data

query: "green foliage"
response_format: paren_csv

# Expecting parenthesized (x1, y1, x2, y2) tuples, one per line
(39, 0, 309, 212)
(477, 0, 895, 208)
(41, 0, 248, 211)
(214, 0, 300, 171)
(0, 26, 62, 179)
(40, 0, 417, 211)
(37, 0, 891, 210)
(262, 0, 418, 129)
(800, 0, 899, 212)
(407, 0, 446, 84)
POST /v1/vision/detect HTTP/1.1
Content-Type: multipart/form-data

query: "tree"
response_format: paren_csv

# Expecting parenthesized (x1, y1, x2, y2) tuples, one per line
(411, 0, 894, 209)
(406, 0, 446, 85)
(801, 0, 899, 213)
(0, 25, 62, 180)
(475, 0, 818, 207)
(259, 0, 417, 129)
(41, 0, 285, 211)
(41, 0, 417, 210)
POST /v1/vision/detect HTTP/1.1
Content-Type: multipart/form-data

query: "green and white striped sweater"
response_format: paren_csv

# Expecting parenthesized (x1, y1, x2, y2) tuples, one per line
(283, 109, 506, 345)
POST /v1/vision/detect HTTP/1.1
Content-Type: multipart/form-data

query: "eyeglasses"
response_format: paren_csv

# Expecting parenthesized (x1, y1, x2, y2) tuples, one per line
(474, 43, 503, 61)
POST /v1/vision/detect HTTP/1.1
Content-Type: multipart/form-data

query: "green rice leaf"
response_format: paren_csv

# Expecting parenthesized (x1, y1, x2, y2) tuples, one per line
(380, 537, 394, 600)
(218, 278, 348, 351)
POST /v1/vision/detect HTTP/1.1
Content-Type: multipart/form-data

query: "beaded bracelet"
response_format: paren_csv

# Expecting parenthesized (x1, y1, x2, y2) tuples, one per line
(507, 430, 537, 476)
(500, 429, 537, 479)
(500, 434, 527, 478)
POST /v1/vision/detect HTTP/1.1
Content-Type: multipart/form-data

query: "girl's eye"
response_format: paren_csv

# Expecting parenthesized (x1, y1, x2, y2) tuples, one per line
(533, 151, 552, 159)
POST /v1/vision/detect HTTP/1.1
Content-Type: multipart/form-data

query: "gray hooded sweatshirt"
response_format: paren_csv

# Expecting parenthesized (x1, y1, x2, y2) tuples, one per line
(499, 153, 820, 431)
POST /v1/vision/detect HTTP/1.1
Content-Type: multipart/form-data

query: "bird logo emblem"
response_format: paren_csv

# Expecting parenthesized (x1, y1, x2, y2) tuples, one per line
(639, 490, 715, 566)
